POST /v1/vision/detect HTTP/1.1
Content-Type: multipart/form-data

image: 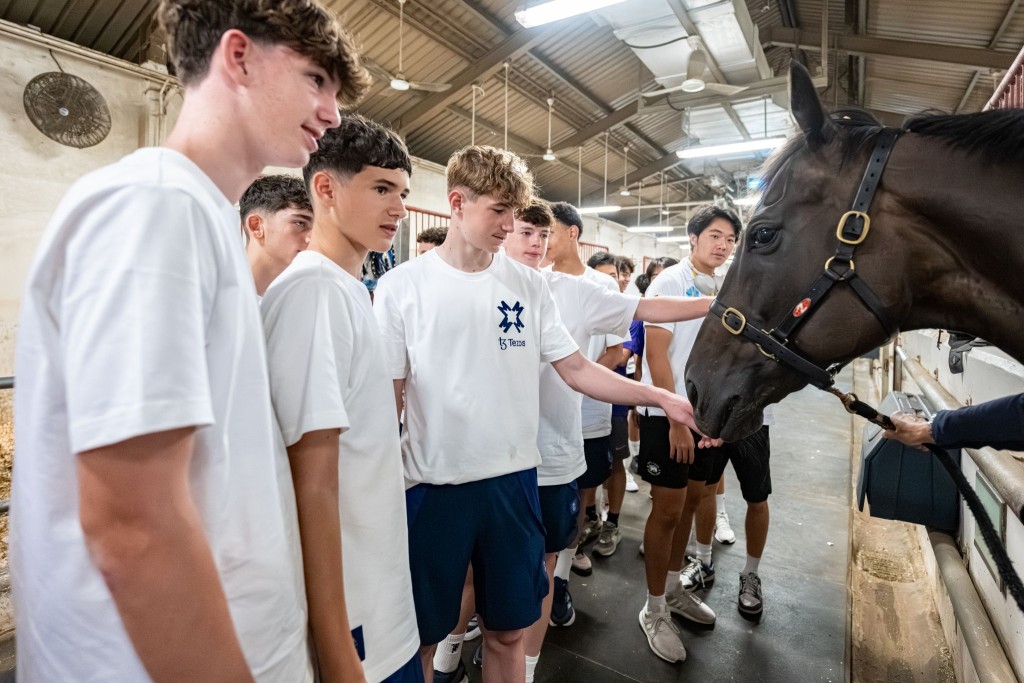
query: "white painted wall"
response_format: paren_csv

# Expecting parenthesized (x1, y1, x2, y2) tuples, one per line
(0, 32, 182, 377)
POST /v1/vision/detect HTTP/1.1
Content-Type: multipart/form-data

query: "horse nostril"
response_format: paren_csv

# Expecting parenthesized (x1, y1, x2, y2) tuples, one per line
(685, 379, 699, 406)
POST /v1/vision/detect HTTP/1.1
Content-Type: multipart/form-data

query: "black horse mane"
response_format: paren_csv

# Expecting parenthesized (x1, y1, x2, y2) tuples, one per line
(761, 107, 1024, 186)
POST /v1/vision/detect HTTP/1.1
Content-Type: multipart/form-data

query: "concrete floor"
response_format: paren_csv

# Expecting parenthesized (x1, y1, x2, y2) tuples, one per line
(462, 369, 856, 683)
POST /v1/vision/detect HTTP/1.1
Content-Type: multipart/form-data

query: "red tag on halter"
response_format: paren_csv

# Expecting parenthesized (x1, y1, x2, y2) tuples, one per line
(793, 298, 811, 318)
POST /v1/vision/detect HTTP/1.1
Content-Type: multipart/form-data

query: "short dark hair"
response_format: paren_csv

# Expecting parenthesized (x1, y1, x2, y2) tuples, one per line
(240, 174, 311, 222)
(617, 256, 635, 275)
(635, 256, 679, 293)
(687, 205, 742, 238)
(587, 251, 617, 270)
(416, 226, 448, 246)
(550, 202, 583, 240)
(516, 199, 554, 228)
(158, 0, 371, 106)
(303, 114, 412, 190)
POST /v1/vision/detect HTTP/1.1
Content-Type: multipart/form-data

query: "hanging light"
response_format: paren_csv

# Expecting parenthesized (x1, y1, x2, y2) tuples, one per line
(619, 145, 630, 196)
(543, 96, 556, 161)
(503, 62, 510, 150)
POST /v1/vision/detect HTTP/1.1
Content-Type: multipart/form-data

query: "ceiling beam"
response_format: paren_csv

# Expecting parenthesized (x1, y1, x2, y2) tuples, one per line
(955, 0, 1021, 113)
(764, 27, 1017, 71)
(397, 28, 549, 131)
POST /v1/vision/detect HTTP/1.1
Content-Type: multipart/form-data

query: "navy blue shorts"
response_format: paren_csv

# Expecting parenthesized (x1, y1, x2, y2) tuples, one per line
(578, 435, 613, 488)
(380, 653, 424, 683)
(538, 482, 580, 553)
(406, 469, 548, 645)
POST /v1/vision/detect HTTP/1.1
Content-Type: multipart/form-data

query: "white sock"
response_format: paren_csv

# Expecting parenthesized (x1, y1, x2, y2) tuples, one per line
(628, 439, 640, 457)
(666, 570, 681, 590)
(554, 546, 575, 581)
(716, 493, 727, 515)
(646, 592, 667, 611)
(525, 654, 539, 683)
(433, 632, 465, 673)
(696, 542, 713, 566)
(744, 554, 761, 575)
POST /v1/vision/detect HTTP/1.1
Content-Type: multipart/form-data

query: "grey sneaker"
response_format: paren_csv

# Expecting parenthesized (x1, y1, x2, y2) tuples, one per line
(638, 604, 686, 663)
(594, 522, 622, 557)
(571, 549, 592, 576)
(680, 557, 715, 590)
(738, 572, 764, 620)
(579, 517, 602, 546)
(666, 585, 716, 625)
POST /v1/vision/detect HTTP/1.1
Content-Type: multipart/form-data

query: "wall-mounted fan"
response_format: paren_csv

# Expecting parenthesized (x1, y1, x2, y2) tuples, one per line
(379, 0, 451, 93)
(24, 71, 112, 148)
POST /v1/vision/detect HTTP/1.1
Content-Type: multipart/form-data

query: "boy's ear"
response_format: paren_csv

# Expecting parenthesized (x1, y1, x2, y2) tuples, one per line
(448, 189, 465, 215)
(312, 171, 336, 206)
(245, 214, 263, 242)
(216, 29, 256, 85)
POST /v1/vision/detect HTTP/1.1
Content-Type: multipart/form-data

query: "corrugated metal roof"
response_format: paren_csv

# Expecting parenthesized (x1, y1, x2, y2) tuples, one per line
(5, 0, 1016, 205)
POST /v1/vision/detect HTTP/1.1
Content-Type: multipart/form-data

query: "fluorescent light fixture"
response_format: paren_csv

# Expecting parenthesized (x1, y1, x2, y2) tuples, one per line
(626, 226, 668, 233)
(657, 236, 691, 243)
(732, 196, 760, 207)
(515, 0, 628, 28)
(676, 137, 787, 160)
(390, 78, 410, 91)
(578, 205, 621, 215)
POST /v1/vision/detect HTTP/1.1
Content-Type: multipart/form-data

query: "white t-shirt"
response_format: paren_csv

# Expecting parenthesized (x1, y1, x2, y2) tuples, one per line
(261, 251, 418, 682)
(537, 270, 638, 486)
(375, 250, 578, 486)
(11, 148, 311, 682)
(579, 267, 626, 438)
(641, 262, 774, 426)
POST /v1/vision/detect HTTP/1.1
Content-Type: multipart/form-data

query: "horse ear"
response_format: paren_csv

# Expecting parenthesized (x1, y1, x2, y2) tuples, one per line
(789, 61, 834, 148)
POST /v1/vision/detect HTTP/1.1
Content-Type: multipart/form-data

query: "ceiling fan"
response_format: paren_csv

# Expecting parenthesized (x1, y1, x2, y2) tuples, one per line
(640, 47, 749, 98)
(380, 0, 451, 93)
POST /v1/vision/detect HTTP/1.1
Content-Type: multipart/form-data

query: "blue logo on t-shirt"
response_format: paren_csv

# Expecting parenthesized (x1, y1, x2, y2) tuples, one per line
(497, 300, 526, 333)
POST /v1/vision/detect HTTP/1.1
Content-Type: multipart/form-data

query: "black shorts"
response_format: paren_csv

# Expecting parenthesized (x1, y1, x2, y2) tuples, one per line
(539, 482, 581, 553)
(637, 415, 720, 489)
(610, 415, 630, 461)
(578, 435, 613, 489)
(709, 425, 772, 503)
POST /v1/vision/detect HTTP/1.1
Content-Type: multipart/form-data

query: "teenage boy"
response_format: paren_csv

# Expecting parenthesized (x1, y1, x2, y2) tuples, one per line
(503, 201, 716, 683)
(261, 117, 420, 682)
(416, 226, 448, 255)
(241, 174, 313, 297)
(545, 212, 621, 576)
(638, 206, 773, 664)
(11, 1, 369, 680)
(374, 146, 702, 683)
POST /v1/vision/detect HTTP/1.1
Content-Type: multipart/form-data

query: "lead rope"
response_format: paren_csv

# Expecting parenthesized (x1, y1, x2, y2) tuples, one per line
(828, 389, 1024, 613)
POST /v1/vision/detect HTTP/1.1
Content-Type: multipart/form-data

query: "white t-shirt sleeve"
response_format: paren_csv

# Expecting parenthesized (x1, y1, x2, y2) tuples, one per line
(580, 283, 639, 339)
(643, 272, 688, 334)
(537, 278, 579, 363)
(373, 275, 411, 380)
(61, 186, 215, 454)
(262, 275, 351, 447)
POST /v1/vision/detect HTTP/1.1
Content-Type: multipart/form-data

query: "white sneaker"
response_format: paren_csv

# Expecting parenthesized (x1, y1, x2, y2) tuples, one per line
(666, 585, 716, 625)
(625, 471, 639, 492)
(638, 604, 686, 663)
(714, 510, 737, 545)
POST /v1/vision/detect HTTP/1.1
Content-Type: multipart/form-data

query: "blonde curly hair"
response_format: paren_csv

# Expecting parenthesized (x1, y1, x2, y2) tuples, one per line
(159, 0, 371, 108)
(446, 146, 534, 210)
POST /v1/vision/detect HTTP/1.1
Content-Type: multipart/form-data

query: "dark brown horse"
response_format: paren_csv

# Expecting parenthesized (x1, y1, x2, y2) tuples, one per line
(686, 62, 1024, 442)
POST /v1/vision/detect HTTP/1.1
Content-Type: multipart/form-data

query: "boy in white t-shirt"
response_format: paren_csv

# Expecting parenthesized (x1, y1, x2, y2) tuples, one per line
(374, 146, 701, 683)
(10, 2, 371, 681)
(261, 116, 420, 683)
(240, 174, 313, 297)
(502, 200, 717, 683)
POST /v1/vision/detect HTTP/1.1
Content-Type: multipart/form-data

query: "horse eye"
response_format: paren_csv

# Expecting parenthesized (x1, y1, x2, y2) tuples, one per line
(750, 227, 778, 247)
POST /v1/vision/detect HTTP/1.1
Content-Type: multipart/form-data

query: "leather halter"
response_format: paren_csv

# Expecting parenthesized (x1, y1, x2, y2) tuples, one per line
(710, 128, 902, 425)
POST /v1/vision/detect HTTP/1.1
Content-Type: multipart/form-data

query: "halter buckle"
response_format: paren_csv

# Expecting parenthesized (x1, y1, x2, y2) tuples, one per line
(836, 211, 870, 245)
(721, 307, 746, 335)
(824, 256, 855, 275)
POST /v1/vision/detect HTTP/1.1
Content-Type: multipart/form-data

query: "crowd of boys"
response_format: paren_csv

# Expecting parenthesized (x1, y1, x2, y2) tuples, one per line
(10, 1, 775, 681)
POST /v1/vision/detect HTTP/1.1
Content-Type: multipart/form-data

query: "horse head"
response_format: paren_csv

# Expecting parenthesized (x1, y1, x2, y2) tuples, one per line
(684, 61, 1024, 440)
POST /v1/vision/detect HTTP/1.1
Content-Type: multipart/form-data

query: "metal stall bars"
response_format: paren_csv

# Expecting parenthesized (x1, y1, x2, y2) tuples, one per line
(985, 43, 1024, 111)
